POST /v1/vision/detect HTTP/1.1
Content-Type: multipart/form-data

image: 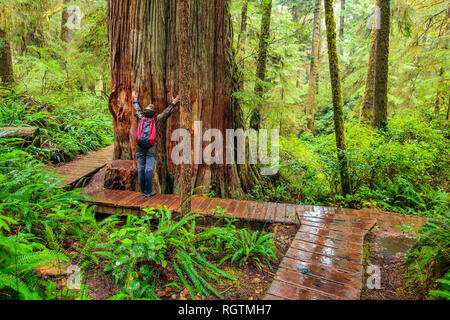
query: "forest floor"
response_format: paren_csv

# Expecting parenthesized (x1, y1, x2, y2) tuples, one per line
(362, 228, 427, 300)
(45, 222, 298, 300)
(36, 146, 428, 300)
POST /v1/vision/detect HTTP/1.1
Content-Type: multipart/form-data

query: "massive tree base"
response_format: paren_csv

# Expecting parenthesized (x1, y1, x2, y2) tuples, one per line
(107, 0, 263, 199)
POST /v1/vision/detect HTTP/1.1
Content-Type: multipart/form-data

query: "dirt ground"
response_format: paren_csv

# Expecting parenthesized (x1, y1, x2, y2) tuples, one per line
(361, 227, 428, 300)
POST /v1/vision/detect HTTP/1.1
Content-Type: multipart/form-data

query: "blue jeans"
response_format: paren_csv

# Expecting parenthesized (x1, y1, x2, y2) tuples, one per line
(136, 153, 157, 196)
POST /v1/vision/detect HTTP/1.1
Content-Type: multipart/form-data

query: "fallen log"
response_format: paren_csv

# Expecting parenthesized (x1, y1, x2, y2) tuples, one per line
(0, 126, 40, 147)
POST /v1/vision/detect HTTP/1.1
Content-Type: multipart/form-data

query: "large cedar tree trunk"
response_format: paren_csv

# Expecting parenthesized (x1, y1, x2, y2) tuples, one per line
(107, 0, 260, 198)
(306, 0, 322, 132)
(373, 0, 390, 129)
(0, 28, 14, 85)
(324, 0, 351, 196)
(250, 0, 272, 131)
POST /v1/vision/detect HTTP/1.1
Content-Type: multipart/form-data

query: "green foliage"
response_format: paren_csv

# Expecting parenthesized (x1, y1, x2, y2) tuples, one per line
(0, 232, 69, 300)
(0, 142, 92, 231)
(0, 91, 113, 163)
(406, 215, 449, 299)
(274, 116, 449, 216)
(98, 206, 239, 300)
(429, 271, 450, 300)
(219, 229, 277, 271)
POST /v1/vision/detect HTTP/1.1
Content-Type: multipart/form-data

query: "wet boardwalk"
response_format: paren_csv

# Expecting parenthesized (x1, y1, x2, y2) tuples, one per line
(46, 144, 426, 300)
(47, 145, 114, 187)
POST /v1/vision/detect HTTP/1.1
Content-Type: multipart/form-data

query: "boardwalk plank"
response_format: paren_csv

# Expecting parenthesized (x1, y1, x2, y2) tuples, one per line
(267, 280, 336, 300)
(275, 267, 360, 300)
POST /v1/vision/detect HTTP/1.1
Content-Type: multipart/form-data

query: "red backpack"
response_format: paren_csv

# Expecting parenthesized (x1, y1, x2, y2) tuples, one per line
(136, 118, 157, 149)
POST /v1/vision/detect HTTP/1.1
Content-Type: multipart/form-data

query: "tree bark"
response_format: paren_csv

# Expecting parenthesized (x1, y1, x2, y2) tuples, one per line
(360, 27, 377, 124)
(435, 7, 449, 115)
(339, 0, 345, 39)
(306, 0, 322, 132)
(338, 0, 345, 56)
(237, 0, 249, 55)
(237, 0, 249, 101)
(324, 0, 351, 196)
(250, 0, 273, 131)
(0, 28, 14, 85)
(373, 0, 390, 129)
(61, 0, 73, 45)
(107, 0, 260, 198)
(177, 0, 193, 214)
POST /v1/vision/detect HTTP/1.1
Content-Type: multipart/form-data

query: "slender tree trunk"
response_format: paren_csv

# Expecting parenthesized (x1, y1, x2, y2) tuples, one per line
(316, 23, 322, 95)
(306, 0, 322, 132)
(250, 0, 272, 131)
(237, 0, 249, 100)
(237, 0, 249, 55)
(339, 0, 345, 39)
(435, 7, 449, 115)
(108, 0, 260, 198)
(338, 0, 346, 57)
(360, 27, 377, 124)
(324, 0, 351, 196)
(177, 0, 193, 214)
(373, 0, 390, 129)
(61, 0, 73, 45)
(0, 28, 14, 85)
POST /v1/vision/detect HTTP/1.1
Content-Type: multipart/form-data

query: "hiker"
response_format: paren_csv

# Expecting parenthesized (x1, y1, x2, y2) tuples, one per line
(132, 91, 180, 198)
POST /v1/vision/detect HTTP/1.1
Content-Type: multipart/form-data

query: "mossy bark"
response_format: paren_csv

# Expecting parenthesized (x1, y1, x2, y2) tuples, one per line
(0, 28, 14, 85)
(250, 0, 272, 131)
(338, 0, 346, 56)
(435, 7, 449, 115)
(61, 0, 73, 45)
(236, 0, 249, 101)
(373, 0, 390, 129)
(306, 0, 322, 133)
(360, 27, 377, 125)
(324, 0, 351, 196)
(237, 0, 249, 55)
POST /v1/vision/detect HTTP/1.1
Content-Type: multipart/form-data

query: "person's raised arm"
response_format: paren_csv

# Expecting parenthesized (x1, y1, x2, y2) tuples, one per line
(132, 91, 144, 121)
(157, 95, 180, 124)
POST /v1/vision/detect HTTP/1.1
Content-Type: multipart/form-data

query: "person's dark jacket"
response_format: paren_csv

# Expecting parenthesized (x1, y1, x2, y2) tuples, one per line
(133, 101, 177, 154)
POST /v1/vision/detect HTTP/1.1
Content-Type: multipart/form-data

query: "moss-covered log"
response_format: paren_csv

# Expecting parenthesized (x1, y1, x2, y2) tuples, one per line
(0, 127, 40, 146)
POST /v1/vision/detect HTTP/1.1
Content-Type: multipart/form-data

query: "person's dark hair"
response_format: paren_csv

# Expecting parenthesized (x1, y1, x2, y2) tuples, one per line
(144, 105, 156, 118)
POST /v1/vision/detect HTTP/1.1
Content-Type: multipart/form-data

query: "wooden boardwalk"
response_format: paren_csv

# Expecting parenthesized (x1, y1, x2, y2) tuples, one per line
(47, 145, 426, 300)
(47, 145, 114, 187)
(85, 189, 377, 300)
